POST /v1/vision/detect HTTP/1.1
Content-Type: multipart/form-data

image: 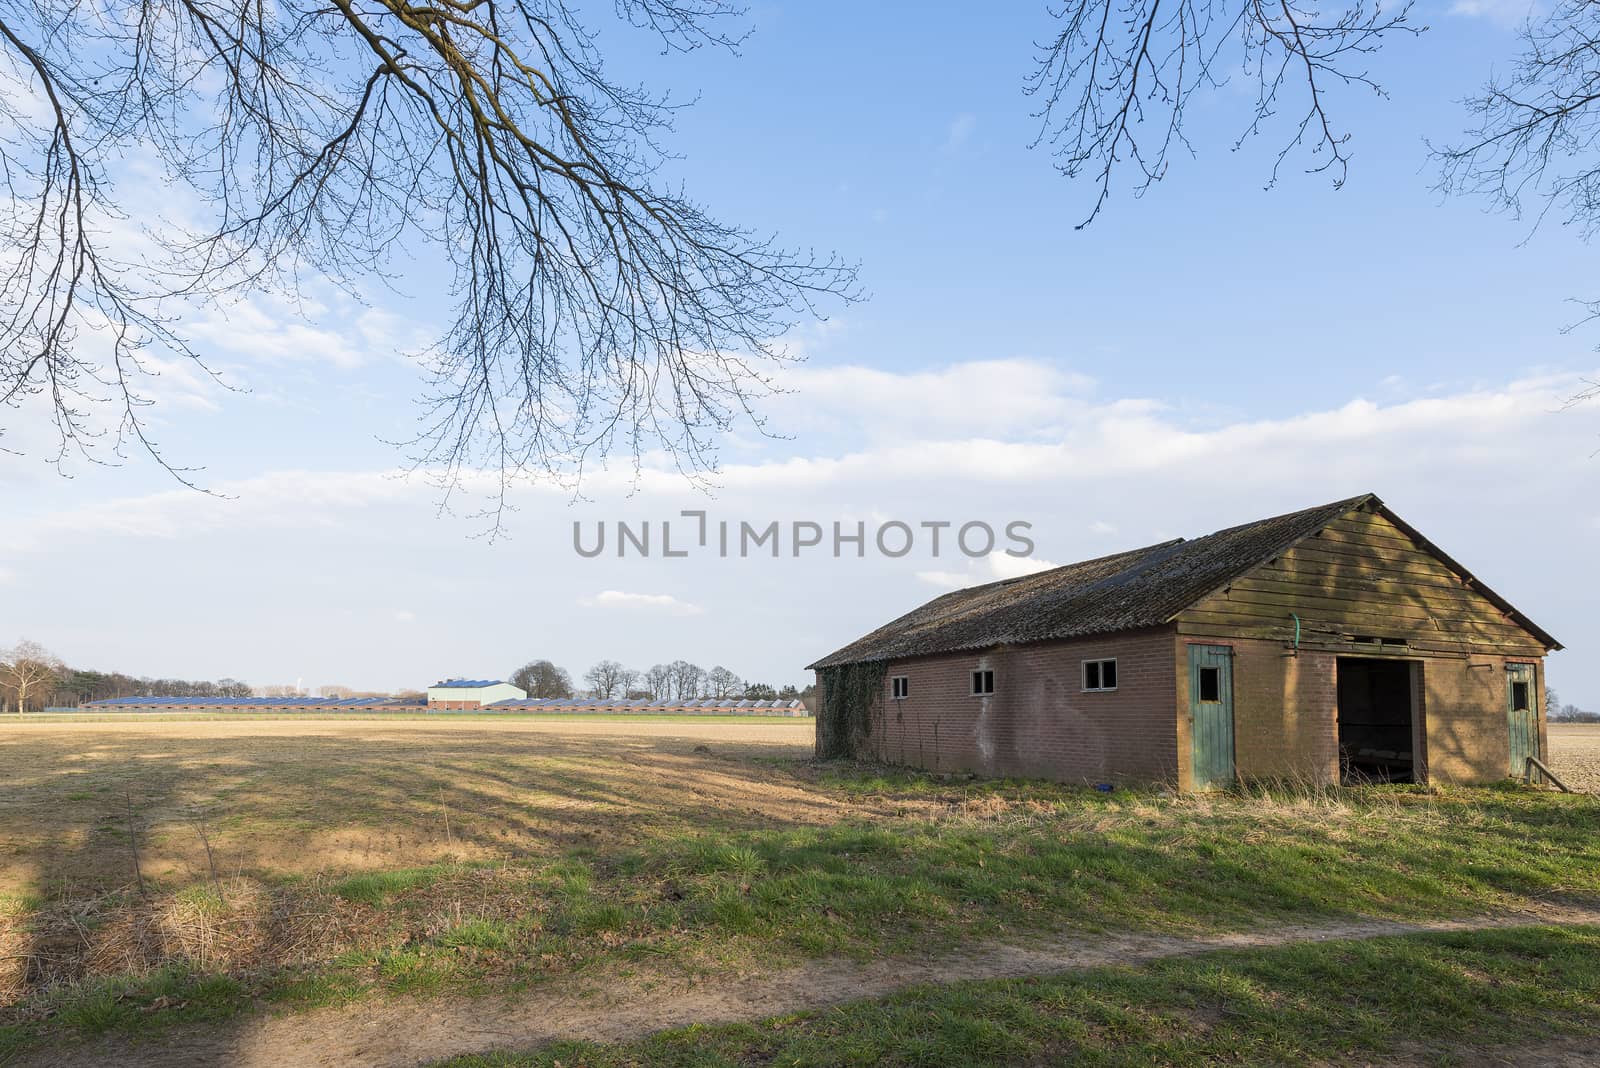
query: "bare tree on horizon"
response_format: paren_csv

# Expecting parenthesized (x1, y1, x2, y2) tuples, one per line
(583, 660, 635, 700)
(0, 639, 64, 715)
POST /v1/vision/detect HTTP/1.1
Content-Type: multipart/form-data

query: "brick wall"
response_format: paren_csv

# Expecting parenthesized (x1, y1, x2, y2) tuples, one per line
(830, 627, 1181, 784)
(1173, 637, 1544, 787)
(817, 630, 1543, 789)
(1174, 637, 1341, 788)
(1422, 654, 1550, 784)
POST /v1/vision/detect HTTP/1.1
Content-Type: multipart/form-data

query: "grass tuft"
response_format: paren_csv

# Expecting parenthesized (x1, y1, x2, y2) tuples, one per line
(334, 865, 452, 905)
(436, 919, 519, 951)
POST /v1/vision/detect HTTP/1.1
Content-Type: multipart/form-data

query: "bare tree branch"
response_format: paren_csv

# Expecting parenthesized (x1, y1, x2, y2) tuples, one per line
(1028, 0, 1419, 227)
(1435, 0, 1600, 242)
(0, 0, 857, 513)
(1433, 0, 1600, 400)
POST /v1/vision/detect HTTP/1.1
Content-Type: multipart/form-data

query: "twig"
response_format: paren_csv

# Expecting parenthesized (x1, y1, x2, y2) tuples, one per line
(195, 816, 225, 902)
(431, 752, 454, 846)
(125, 789, 145, 898)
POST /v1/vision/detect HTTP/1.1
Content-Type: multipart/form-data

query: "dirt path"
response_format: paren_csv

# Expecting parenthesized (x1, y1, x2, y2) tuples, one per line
(35, 904, 1600, 1068)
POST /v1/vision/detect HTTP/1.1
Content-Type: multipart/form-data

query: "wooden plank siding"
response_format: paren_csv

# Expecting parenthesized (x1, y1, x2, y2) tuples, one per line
(1175, 509, 1547, 656)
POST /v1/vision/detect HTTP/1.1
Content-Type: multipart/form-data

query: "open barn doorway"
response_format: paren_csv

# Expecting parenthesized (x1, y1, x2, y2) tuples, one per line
(1337, 658, 1419, 784)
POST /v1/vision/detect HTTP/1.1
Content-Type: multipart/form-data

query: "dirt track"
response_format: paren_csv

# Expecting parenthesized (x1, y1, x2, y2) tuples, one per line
(35, 903, 1600, 1068)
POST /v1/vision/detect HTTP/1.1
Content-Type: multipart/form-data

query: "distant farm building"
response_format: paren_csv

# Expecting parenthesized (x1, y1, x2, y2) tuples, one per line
(426, 678, 527, 709)
(80, 692, 809, 716)
(809, 494, 1560, 790)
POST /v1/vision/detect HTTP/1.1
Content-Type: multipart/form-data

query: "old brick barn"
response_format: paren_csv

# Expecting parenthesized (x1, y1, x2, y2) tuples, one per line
(809, 494, 1561, 790)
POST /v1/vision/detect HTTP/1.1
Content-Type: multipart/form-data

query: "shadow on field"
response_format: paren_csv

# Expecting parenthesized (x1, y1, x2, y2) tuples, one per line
(3, 719, 1596, 1066)
(0, 722, 821, 1005)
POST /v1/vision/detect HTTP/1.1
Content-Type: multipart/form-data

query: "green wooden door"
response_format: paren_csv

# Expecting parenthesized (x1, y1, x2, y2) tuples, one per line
(1188, 644, 1235, 789)
(1507, 663, 1539, 777)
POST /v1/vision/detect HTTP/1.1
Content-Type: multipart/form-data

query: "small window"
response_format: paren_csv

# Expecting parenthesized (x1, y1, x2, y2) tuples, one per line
(971, 669, 995, 696)
(1512, 680, 1530, 712)
(891, 676, 909, 700)
(1198, 666, 1221, 703)
(1082, 658, 1118, 692)
(1352, 635, 1409, 648)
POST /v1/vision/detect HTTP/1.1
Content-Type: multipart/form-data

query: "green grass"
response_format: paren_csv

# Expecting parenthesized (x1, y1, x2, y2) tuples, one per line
(435, 918, 521, 951)
(437, 925, 1600, 1067)
(333, 864, 462, 904)
(0, 967, 246, 1059)
(4, 771, 1599, 1060)
(598, 784, 1600, 958)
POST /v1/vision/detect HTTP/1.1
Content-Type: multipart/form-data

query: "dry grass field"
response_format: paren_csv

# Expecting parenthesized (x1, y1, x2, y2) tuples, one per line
(7, 716, 1589, 909)
(0, 717, 827, 1009)
(0, 715, 1596, 1066)
(0, 717, 818, 898)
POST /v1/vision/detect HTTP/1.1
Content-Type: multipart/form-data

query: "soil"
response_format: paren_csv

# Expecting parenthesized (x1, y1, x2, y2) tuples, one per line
(1551, 723, 1600, 794)
(32, 903, 1600, 1068)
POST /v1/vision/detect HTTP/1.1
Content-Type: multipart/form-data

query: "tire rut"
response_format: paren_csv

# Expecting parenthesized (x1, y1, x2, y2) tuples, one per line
(34, 904, 1600, 1068)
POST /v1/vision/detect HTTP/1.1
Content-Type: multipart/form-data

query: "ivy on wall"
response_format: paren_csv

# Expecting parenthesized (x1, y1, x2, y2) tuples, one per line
(815, 661, 887, 760)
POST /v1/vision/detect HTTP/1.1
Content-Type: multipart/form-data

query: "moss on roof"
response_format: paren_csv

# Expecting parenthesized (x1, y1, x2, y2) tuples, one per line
(808, 495, 1377, 669)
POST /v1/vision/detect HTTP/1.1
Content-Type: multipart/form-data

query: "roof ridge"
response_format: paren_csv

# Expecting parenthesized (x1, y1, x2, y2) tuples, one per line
(806, 493, 1408, 671)
(1195, 492, 1376, 542)
(926, 537, 1187, 600)
(918, 495, 1374, 604)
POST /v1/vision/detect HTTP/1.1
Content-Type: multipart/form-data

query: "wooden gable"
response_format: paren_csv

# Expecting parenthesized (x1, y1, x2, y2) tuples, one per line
(1174, 502, 1550, 656)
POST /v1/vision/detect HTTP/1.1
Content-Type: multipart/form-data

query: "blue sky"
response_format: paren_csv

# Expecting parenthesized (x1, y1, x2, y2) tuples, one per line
(4, 0, 1597, 704)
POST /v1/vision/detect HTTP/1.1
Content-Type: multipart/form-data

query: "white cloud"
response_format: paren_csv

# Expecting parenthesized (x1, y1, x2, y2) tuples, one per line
(186, 291, 429, 372)
(723, 370, 1591, 493)
(781, 358, 1095, 442)
(917, 554, 1059, 590)
(579, 590, 704, 616)
(395, 610, 416, 623)
(943, 112, 977, 153)
(8, 366, 1596, 554)
(985, 554, 1059, 580)
(0, 468, 420, 554)
(1449, 0, 1537, 23)
(915, 569, 968, 590)
(8, 359, 1597, 705)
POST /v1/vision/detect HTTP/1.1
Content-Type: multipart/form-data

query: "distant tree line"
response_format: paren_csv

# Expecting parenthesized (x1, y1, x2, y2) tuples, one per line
(1548, 689, 1598, 723)
(510, 658, 811, 704)
(0, 638, 254, 712)
(0, 637, 396, 712)
(0, 637, 815, 714)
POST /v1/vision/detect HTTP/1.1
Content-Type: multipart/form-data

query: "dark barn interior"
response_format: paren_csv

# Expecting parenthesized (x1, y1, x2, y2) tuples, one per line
(1337, 658, 1417, 783)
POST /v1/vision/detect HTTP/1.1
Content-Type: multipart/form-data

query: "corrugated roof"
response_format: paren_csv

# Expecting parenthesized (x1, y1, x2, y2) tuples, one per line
(808, 494, 1559, 669)
(431, 678, 507, 689)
